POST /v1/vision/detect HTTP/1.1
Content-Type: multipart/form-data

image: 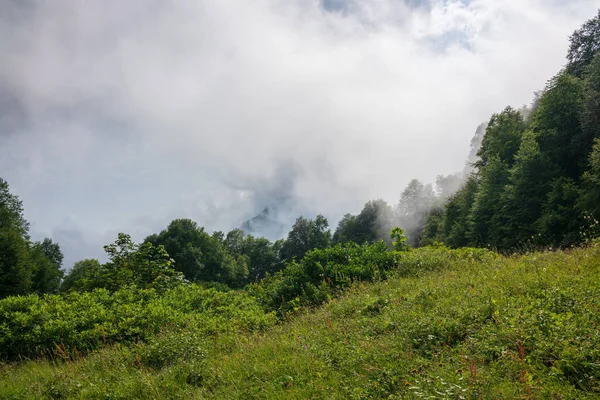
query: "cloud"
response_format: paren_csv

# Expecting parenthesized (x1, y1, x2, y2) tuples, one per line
(1, 0, 598, 267)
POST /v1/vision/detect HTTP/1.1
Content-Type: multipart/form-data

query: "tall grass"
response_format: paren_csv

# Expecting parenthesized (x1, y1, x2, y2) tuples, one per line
(1, 243, 599, 398)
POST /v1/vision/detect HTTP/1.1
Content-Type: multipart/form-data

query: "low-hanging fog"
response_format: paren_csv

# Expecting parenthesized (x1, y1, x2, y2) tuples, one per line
(1, 0, 599, 268)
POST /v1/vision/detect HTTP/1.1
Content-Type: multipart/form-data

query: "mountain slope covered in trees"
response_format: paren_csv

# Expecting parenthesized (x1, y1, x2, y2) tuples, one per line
(420, 10, 600, 250)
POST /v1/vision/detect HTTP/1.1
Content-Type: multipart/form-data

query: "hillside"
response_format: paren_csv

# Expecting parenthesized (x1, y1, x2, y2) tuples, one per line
(1, 243, 599, 399)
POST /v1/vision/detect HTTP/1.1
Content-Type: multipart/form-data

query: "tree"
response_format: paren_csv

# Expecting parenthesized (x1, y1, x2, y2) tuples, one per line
(59, 234, 184, 292)
(60, 259, 101, 292)
(567, 10, 600, 78)
(30, 238, 64, 294)
(419, 207, 444, 246)
(224, 229, 281, 281)
(464, 123, 487, 173)
(0, 228, 31, 298)
(97, 233, 185, 292)
(146, 219, 248, 286)
(581, 54, 600, 151)
(518, 92, 542, 123)
(532, 72, 584, 180)
(390, 227, 409, 252)
(37, 238, 64, 270)
(332, 214, 360, 244)
(411, 10, 600, 251)
(435, 173, 464, 201)
(535, 178, 582, 247)
(202, 233, 248, 287)
(358, 199, 395, 245)
(498, 131, 553, 248)
(0, 178, 68, 296)
(280, 215, 331, 261)
(439, 175, 478, 248)
(476, 107, 526, 169)
(334, 200, 395, 246)
(0, 177, 29, 238)
(468, 157, 510, 247)
(145, 219, 208, 281)
(397, 180, 436, 246)
(0, 178, 32, 297)
(578, 138, 600, 220)
(246, 236, 281, 280)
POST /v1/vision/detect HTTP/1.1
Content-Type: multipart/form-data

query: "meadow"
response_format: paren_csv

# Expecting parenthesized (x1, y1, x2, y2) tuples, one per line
(1, 242, 599, 399)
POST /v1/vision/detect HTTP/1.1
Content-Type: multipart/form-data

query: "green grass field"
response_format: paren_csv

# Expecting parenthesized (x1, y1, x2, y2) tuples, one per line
(1, 243, 600, 399)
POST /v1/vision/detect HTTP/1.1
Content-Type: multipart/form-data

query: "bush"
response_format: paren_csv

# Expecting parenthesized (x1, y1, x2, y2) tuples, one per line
(0, 284, 276, 361)
(249, 241, 399, 314)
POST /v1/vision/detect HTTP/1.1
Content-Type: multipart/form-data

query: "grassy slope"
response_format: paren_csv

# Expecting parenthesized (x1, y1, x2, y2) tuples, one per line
(1, 244, 600, 399)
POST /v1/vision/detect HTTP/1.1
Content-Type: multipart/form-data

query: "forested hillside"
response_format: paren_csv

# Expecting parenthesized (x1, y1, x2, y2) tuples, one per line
(420, 11, 600, 250)
(0, 8, 600, 400)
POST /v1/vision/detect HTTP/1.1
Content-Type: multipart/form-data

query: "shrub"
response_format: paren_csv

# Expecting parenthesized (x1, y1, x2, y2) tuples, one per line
(0, 284, 276, 361)
(249, 241, 398, 314)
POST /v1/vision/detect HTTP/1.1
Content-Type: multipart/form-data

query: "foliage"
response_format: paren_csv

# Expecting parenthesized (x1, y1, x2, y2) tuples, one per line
(496, 131, 550, 248)
(5, 245, 600, 398)
(476, 107, 526, 169)
(0, 178, 65, 298)
(0, 284, 275, 361)
(29, 239, 64, 294)
(567, 9, 600, 77)
(397, 180, 437, 246)
(62, 234, 185, 293)
(333, 199, 395, 246)
(3, 9, 600, 399)
(0, 228, 32, 298)
(145, 219, 247, 286)
(419, 10, 600, 252)
(579, 138, 600, 219)
(431, 175, 478, 248)
(535, 177, 582, 246)
(223, 229, 282, 282)
(60, 259, 101, 293)
(279, 214, 331, 262)
(250, 241, 398, 314)
(581, 53, 600, 145)
(468, 157, 510, 247)
(390, 227, 409, 252)
(0, 178, 29, 238)
(532, 72, 585, 181)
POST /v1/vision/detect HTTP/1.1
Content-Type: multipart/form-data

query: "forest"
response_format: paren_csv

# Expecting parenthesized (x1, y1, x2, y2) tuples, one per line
(0, 9, 600, 400)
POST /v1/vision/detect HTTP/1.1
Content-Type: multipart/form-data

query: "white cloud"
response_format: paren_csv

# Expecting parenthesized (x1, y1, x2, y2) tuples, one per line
(1, 0, 598, 267)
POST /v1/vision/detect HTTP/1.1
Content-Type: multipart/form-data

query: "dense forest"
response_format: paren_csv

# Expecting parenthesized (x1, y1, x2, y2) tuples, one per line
(421, 25, 600, 249)
(1, 9, 600, 399)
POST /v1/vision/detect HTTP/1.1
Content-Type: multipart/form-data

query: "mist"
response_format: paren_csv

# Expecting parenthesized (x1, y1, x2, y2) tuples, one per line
(1, 0, 599, 268)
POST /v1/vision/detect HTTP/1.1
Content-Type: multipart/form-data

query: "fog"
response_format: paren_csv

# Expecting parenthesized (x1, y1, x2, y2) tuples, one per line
(1, 0, 599, 267)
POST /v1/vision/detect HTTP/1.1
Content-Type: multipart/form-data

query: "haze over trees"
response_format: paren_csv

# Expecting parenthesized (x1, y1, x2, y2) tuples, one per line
(2, 11, 600, 296)
(418, 11, 600, 250)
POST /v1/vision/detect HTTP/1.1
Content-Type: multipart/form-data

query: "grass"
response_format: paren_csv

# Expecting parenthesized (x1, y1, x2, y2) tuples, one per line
(1, 243, 600, 399)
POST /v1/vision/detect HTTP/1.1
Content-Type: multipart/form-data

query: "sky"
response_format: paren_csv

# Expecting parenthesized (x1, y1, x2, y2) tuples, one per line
(1, 0, 599, 268)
